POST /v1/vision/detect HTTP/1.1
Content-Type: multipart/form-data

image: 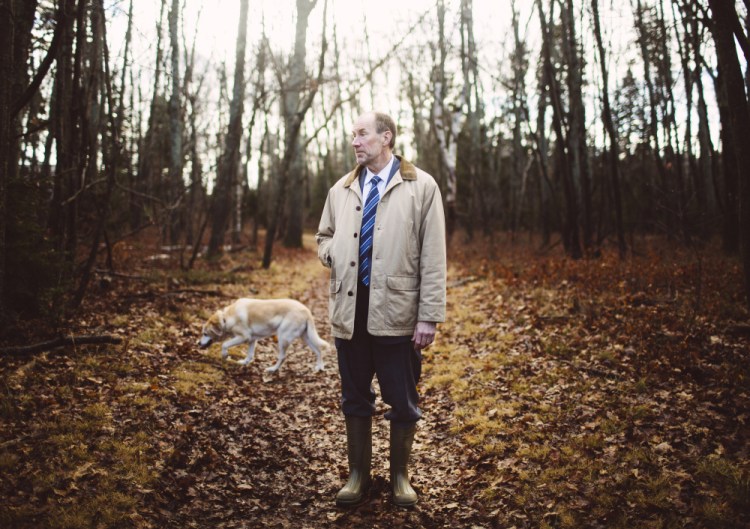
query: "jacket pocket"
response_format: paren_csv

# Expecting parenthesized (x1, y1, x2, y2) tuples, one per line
(329, 279, 342, 322)
(385, 275, 419, 328)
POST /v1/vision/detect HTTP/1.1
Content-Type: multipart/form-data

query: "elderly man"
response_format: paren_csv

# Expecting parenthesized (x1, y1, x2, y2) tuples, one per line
(316, 111, 447, 507)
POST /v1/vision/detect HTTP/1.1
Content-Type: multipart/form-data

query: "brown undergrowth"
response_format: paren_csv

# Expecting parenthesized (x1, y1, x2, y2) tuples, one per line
(0, 230, 748, 528)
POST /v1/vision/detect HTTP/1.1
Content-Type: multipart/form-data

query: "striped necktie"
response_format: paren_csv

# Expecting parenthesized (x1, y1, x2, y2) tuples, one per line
(358, 175, 381, 286)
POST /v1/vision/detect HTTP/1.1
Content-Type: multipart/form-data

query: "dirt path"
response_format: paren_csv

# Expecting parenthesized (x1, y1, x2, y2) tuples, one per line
(131, 240, 481, 528)
(3, 235, 748, 528)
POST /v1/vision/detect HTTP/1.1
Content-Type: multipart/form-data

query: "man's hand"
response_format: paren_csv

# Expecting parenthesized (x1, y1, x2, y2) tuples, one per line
(412, 321, 437, 350)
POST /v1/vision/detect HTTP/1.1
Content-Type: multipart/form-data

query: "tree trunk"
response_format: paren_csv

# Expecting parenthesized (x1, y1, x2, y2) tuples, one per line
(431, 0, 465, 237)
(561, 0, 593, 252)
(135, 0, 166, 229)
(282, 0, 318, 249)
(537, 0, 581, 258)
(48, 0, 82, 267)
(634, 0, 673, 239)
(510, 1, 527, 236)
(262, 0, 326, 268)
(591, 0, 626, 258)
(167, 0, 183, 245)
(207, 0, 249, 258)
(0, 0, 14, 311)
(708, 0, 750, 307)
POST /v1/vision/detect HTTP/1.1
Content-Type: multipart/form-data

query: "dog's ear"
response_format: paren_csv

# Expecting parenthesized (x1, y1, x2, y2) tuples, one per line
(217, 310, 226, 329)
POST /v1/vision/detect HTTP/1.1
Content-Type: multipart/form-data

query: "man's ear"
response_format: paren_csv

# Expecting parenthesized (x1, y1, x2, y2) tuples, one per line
(382, 130, 392, 147)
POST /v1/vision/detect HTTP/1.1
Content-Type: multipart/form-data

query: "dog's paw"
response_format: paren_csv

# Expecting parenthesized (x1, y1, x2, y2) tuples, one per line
(313, 363, 325, 372)
(265, 366, 280, 373)
(238, 357, 254, 366)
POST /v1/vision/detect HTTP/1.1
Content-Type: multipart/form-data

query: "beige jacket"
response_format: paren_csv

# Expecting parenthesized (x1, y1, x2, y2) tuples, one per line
(316, 156, 447, 340)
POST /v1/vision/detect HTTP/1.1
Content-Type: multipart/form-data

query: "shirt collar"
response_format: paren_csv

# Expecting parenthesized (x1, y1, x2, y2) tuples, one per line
(365, 155, 394, 185)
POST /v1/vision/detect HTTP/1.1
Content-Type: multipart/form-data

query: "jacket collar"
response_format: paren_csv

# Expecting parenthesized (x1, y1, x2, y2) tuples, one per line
(344, 155, 417, 188)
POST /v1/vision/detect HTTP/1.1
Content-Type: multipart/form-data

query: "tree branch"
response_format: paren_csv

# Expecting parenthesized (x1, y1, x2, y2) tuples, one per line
(11, 5, 66, 118)
(1, 335, 123, 356)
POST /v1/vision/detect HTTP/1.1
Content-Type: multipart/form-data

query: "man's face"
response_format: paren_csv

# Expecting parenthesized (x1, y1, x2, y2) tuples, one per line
(351, 113, 391, 168)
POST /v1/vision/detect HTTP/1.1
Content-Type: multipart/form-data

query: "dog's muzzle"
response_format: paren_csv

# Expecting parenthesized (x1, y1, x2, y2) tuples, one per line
(199, 335, 213, 349)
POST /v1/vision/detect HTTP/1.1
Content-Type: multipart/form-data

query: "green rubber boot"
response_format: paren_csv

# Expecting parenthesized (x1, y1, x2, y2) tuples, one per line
(335, 415, 372, 506)
(390, 423, 418, 507)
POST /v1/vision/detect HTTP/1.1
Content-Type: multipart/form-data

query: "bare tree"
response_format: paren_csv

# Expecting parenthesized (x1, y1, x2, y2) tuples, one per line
(167, 0, 184, 244)
(707, 0, 750, 307)
(431, 0, 466, 236)
(207, 0, 249, 258)
(560, 0, 593, 252)
(262, 0, 328, 268)
(591, 0, 626, 258)
(0, 0, 40, 313)
(537, 0, 582, 258)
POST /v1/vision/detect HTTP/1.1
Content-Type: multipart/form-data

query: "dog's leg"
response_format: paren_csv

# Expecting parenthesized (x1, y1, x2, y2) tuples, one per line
(302, 334, 326, 372)
(220, 336, 247, 360)
(265, 339, 289, 373)
(238, 340, 257, 365)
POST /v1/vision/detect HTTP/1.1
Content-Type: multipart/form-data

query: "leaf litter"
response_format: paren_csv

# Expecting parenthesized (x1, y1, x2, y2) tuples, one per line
(0, 233, 748, 528)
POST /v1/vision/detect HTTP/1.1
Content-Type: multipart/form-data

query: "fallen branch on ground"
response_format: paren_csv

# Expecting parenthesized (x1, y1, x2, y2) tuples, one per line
(1, 335, 123, 356)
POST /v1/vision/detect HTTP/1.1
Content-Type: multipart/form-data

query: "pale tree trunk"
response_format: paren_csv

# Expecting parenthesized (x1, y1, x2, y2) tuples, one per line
(431, 0, 465, 236)
(591, 0, 626, 258)
(181, 8, 200, 250)
(510, 1, 528, 236)
(207, 0, 249, 257)
(136, 0, 166, 226)
(263, 0, 327, 268)
(461, 0, 486, 236)
(248, 36, 269, 248)
(167, 0, 184, 244)
(708, 0, 750, 307)
(282, 0, 318, 248)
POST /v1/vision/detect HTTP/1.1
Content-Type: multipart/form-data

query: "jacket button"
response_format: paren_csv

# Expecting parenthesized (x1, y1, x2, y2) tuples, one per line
(354, 233, 358, 238)
(350, 261, 356, 267)
(347, 291, 354, 296)
(356, 206, 362, 211)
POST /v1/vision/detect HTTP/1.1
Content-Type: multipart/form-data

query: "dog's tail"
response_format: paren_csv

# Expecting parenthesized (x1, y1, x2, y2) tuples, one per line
(305, 317, 330, 351)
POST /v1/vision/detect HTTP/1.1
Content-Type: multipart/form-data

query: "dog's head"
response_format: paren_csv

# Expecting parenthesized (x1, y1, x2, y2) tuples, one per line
(199, 310, 225, 349)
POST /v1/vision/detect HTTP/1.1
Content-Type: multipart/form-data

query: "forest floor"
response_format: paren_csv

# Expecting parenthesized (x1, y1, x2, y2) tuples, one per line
(1, 230, 749, 529)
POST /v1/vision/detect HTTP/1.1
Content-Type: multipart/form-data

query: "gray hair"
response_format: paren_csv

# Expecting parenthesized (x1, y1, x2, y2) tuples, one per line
(373, 112, 397, 149)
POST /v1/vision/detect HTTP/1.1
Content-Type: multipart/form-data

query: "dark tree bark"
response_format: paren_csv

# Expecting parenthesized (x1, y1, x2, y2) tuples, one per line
(0, 0, 13, 311)
(591, 0, 626, 258)
(708, 0, 750, 307)
(561, 0, 593, 252)
(634, 0, 673, 239)
(48, 0, 81, 262)
(207, 0, 249, 258)
(537, 0, 582, 258)
(135, 0, 167, 229)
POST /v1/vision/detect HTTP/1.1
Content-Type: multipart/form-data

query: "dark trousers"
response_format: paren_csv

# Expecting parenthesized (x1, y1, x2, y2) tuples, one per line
(335, 284, 422, 425)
